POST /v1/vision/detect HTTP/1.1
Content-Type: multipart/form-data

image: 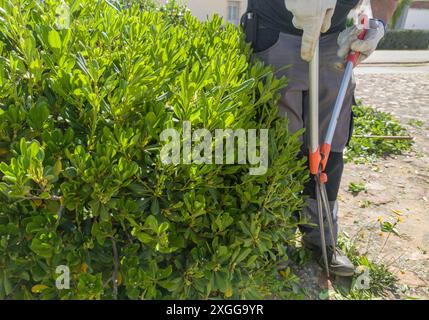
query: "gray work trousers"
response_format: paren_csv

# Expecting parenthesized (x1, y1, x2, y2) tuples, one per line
(256, 32, 356, 248)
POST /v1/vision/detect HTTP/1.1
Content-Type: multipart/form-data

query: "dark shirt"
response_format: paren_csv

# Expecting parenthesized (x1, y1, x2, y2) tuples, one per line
(248, 0, 360, 35)
(244, 0, 361, 52)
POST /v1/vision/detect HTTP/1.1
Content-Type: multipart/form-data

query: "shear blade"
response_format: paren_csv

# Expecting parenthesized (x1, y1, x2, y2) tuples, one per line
(316, 182, 329, 277)
(318, 180, 337, 259)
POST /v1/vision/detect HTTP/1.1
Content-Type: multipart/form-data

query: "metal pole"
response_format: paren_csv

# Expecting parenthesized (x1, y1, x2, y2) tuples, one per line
(308, 41, 320, 155)
(324, 62, 353, 146)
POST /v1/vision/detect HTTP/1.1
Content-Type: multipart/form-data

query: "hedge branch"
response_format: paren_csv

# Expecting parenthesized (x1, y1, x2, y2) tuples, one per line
(111, 237, 120, 300)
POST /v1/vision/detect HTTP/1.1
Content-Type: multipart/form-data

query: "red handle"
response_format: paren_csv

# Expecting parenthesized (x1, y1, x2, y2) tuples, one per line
(346, 14, 369, 67)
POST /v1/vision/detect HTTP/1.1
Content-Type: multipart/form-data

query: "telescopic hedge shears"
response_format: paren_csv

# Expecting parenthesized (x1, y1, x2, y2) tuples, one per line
(308, 15, 369, 277)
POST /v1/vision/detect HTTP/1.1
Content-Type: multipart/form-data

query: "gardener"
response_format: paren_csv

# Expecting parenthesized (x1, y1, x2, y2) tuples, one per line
(242, 0, 398, 276)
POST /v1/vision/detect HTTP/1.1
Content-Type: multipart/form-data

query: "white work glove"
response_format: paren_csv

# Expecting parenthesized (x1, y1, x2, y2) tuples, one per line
(285, 0, 337, 62)
(337, 19, 385, 65)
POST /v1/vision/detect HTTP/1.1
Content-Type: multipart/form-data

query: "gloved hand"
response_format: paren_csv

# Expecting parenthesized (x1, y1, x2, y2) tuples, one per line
(337, 19, 385, 65)
(285, 0, 337, 62)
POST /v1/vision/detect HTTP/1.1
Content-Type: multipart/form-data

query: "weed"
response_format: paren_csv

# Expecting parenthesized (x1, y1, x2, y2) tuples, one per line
(407, 119, 424, 128)
(359, 200, 372, 208)
(348, 182, 367, 196)
(345, 102, 413, 163)
(334, 233, 398, 300)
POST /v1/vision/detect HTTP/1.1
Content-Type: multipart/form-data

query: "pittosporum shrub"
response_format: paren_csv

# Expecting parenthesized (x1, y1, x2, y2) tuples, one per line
(0, 0, 307, 299)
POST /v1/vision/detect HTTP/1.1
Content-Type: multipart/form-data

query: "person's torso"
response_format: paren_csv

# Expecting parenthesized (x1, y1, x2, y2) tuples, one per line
(247, 0, 360, 35)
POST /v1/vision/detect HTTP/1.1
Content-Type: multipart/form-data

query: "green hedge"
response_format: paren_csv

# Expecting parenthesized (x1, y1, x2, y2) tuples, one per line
(378, 29, 429, 50)
(0, 0, 307, 299)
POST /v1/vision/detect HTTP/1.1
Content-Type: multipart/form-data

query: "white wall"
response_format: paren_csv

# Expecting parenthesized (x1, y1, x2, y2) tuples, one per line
(187, 0, 228, 21)
(159, 0, 248, 25)
(403, 8, 429, 29)
(189, 0, 247, 24)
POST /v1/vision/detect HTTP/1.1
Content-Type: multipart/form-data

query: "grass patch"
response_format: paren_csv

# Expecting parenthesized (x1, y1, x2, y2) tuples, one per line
(408, 119, 424, 128)
(345, 102, 413, 163)
(348, 182, 367, 196)
(332, 234, 398, 300)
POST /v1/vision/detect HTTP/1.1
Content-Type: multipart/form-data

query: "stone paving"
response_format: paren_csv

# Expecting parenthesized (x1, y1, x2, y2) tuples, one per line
(354, 72, 429, 124)
(362, 50, 429, 65)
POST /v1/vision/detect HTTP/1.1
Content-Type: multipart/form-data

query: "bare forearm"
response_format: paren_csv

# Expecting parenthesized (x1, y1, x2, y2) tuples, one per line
(371, 0, 399, 22)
